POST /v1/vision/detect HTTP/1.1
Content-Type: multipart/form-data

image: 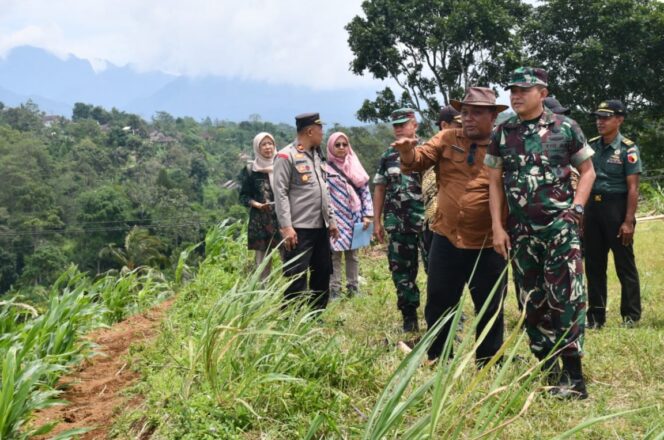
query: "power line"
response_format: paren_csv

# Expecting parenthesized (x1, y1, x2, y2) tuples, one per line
(0, 220, 223, 238)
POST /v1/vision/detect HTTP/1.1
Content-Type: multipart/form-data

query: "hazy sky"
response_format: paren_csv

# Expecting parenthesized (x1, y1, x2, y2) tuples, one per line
(0, 0, 380, 90)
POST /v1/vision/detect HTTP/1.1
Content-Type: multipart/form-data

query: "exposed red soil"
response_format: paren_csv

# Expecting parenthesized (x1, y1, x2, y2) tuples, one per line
(31, 298, 174, 440)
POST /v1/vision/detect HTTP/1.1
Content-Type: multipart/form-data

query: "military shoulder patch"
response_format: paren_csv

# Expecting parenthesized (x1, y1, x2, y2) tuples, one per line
(589, 136, 600, 143)
(277, 153, 289, 160)
(626, 147, 638, 153)
(622, 137, 634, 146)
(627, 152, 639, 163)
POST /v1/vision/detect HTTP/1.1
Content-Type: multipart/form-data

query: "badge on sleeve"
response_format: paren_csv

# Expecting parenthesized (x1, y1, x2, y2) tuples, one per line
(627, 152, 638, 163)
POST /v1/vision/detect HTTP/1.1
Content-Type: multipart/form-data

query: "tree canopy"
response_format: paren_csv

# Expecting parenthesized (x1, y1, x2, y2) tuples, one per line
(346, 0, 530, 125)
(524, 0, 664, 118)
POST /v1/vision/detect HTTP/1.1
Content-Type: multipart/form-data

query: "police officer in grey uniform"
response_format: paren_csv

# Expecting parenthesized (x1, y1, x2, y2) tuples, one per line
(584, 100, 642, 328)
(273, 112, 339, 310)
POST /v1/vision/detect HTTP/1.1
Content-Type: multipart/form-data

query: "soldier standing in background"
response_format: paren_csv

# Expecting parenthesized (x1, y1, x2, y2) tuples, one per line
(273, 112, 339, 310)
(585, 100, 642, 329)
(486, 67, 596, 399)
(373, 108, 425, 332)
(544, 97, 571, 116)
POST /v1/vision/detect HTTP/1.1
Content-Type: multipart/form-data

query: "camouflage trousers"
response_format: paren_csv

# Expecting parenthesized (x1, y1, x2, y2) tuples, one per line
(512, 216, 586, 358)
(387, 232, 425, 312)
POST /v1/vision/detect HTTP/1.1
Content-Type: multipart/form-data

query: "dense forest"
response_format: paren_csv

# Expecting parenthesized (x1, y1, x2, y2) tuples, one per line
(0, 101, 396, 294)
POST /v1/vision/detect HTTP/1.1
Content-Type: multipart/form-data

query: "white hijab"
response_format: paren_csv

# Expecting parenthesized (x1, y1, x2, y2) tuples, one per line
(251, 132, 276, 188)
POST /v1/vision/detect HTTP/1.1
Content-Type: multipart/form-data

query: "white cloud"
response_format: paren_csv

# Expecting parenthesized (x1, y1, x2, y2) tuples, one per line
(0, 0, 380, 90)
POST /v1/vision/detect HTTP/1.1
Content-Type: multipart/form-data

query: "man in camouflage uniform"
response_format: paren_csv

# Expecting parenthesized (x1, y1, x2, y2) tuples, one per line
(486, 67, 596, 399)
(585, 100, 642, 329)
(373, 108, 425, 332)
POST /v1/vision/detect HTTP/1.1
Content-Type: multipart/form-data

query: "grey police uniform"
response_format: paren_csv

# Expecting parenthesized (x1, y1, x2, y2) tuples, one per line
(273, 142, 336, 310)
(274, 142, 335, 229)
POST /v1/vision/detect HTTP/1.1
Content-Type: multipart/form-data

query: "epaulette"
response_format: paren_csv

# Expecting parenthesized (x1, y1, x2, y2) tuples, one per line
(622, 137, 634, 146)
(588, 136, 600, 143)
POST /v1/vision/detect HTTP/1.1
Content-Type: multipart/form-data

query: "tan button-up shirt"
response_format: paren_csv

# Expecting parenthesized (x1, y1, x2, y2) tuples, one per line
(401, 128, 502, 249)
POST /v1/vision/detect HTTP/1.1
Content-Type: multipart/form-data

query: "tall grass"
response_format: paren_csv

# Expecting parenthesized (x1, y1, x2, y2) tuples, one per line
(358, 261, 657, 439)
(110, 221, 664, 439)
(198, 240, 379, 437)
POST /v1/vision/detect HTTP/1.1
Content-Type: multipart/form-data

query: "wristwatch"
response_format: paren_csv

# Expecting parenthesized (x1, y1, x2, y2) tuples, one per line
(572, 204, 584, 216)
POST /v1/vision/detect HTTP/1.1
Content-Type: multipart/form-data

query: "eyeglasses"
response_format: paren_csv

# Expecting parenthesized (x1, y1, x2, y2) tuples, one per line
(467, 143, 477, 166)
(334, 142, 349, 148)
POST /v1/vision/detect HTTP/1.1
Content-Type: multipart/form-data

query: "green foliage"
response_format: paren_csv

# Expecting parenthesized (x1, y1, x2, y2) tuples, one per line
(94, 267, 173, 324)
(19, 245, 68, 286)
(639, 182, 664, 215)
(99, 226, 167, 271)
(524, 0, 664, 119)
(0, 261, 173, 439)
(346, 0, 530, 125)
(112, 222, 664, 439)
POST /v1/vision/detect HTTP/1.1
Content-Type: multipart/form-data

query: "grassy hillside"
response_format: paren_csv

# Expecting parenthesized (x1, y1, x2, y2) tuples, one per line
(110, 221, 664, 439)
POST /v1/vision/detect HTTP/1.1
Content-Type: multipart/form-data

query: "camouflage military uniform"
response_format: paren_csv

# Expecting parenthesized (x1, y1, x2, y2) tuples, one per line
(485, 108, 594, 358)
(420, 166, 438, 270)
(374, 146, 425, 312)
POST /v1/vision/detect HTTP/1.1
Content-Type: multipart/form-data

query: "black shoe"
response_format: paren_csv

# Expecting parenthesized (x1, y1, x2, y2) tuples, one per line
(621, 317, 638, 328)
(586, 321, 604, 330)
(542, 358, 562, 386)
(548, 356, 588, 400)
(402, 310, 419, 333)
(346, 287, 359, 298)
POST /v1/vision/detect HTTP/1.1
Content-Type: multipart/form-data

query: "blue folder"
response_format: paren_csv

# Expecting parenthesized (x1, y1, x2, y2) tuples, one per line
(351, 222, 374, 250)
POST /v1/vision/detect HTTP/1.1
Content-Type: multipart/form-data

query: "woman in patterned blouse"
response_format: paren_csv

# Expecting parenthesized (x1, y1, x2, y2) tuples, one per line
(325, 132, 373, 298)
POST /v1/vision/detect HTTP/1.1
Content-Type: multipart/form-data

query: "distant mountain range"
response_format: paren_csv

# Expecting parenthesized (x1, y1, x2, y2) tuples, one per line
(0, 46, 379, 125)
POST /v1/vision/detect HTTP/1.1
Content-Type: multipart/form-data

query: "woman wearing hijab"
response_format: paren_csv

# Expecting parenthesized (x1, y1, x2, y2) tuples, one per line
(325, 132, 373, 299)
(238, 132, 281, 279)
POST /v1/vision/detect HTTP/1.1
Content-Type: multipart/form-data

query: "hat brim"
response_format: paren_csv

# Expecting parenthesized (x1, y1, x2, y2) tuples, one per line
(450, 99, 509, 113)
(504, 83, 544, 91)
(390, 117, 411, 125)
(549, 105, 570, 115)
(592, 110, 618, 117)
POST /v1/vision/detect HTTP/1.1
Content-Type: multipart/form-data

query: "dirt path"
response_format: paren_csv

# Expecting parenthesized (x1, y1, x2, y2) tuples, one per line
(32, 298, 175, 440)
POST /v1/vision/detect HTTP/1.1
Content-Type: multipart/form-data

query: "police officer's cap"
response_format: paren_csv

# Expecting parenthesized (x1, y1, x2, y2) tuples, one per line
(295, 112, 324, 132)
(592, 100, 627, 117)
(544, 97, 570, 115)
(437, 105, 461, 126)
(505, 67, 548, 90)
(390, 107, 416, 125)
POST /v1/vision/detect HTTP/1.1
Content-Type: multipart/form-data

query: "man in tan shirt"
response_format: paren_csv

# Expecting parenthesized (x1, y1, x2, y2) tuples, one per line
(393, 87, 508, 364)
(421, 106, 463, 263)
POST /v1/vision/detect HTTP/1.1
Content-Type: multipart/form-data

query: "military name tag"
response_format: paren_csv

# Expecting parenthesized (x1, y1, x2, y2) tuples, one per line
(607, 153, 622, 165)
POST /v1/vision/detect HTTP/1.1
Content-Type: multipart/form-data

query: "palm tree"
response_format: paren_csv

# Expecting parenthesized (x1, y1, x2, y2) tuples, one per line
(99, 226, 167, 271)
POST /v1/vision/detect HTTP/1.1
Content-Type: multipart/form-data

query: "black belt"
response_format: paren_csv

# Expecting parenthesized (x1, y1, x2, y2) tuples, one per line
(591, 193, 627, 202)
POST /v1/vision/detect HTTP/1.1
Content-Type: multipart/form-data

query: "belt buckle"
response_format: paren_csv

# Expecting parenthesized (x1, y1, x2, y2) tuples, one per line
(594, 194, 602, 202)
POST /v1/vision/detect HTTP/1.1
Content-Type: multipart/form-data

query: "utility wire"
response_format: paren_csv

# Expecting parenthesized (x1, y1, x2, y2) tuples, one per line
(0, 220, 221, 238)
